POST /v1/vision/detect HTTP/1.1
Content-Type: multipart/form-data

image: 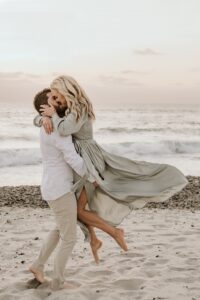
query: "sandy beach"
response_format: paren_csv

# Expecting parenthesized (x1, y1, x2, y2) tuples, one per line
(0, 176, 200, 300)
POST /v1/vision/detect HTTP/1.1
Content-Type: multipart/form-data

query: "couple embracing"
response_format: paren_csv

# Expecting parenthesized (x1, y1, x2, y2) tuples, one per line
(29, 75, 187, 291)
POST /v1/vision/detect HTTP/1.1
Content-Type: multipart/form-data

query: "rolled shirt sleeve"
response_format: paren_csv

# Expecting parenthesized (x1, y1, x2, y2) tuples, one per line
(33, 115, 43, 127)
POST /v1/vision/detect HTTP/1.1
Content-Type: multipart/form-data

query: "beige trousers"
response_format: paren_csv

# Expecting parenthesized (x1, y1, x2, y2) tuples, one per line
(31, 192, 77, 290)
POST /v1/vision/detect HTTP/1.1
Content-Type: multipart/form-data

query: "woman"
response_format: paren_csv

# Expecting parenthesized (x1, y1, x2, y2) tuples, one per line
(34, 75, 188, 262)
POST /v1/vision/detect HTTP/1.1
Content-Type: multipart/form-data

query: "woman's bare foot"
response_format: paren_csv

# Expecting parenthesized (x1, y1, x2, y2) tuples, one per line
(90, 239, 103, 264)
(114, 228, 128, 251)
(29, 266, 47, 283)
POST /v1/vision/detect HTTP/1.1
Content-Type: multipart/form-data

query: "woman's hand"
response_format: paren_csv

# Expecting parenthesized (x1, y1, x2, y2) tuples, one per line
(40, 104, 56, 117)
(93, 181, 99, 188)
(42, 117, 53, 135)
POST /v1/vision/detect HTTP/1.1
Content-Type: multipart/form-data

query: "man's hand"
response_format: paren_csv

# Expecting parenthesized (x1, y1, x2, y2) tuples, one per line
(42, 117, 53, 135)
(40, 104, 56, 117)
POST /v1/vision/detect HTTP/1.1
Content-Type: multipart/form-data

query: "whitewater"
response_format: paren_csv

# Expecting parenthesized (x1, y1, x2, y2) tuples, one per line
(0, 103, 200, 186)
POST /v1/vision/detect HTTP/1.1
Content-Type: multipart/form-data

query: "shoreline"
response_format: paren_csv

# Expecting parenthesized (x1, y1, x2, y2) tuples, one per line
(0, 176, 200, 210)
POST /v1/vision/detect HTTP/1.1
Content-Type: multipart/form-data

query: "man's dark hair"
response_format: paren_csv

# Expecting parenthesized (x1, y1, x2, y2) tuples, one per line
(33, 88, 51, 114)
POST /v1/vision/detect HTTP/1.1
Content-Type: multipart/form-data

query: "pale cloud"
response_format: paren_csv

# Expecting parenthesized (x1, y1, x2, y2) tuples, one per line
(173, 82, 184, 86)
(0, 72, 42, 80)
(133, 48, 163, 56)
(98, 75, 142, 87)
(0, 72, 52, 103)
(0, 72, 24, 79)
(120, 70, 150, 75)
(188, 67, 200, 72)
(0, 0, 67, 12)
(98, 70, 148, 87)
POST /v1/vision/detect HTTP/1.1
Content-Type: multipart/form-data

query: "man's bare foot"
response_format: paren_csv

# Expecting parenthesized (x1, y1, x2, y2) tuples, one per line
(50, 280, 79, 291)
(114, 228, 128, 251)
(90, 239, 103, 264)
(62, 282, 78, 289)
(29, 266, 47, 283)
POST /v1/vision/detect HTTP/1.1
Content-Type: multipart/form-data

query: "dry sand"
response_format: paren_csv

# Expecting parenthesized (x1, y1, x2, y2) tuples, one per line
(1, 206, 200, 300)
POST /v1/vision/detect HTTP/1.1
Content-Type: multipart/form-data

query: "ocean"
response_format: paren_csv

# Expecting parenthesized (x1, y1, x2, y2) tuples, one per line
(0, 102, 200, 186)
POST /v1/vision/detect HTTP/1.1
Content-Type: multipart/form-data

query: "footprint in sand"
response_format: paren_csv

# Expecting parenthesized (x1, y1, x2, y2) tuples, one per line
(167, 276, 197, 284)
(112, 278, 144, 290)
(172, 237, 186, 242)
(133, 229, 154, 232)
(152, 243, 169, 247)
(136, 244, 155, 250)
(144, 270, 161, 278)
(0, 281, 30, 296)
(154, 258, 169, 265)
(143, 261, 156, 267)
(123, 252, 145, 258)
(161, 233, 177, 237)
(183, 231, 197, 235)
(85, 270, 113, 278)
(169, 266, 196, 272)
(184, 258, 199, 265)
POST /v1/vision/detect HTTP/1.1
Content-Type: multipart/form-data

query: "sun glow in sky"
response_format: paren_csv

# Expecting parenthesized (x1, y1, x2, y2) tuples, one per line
(0, 0, 200, 107)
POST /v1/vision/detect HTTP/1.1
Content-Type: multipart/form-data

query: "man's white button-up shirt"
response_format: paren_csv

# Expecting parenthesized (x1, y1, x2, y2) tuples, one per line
(40, 127, 87, 201)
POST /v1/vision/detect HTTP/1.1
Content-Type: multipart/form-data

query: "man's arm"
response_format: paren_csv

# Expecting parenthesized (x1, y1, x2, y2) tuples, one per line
(33, 115, 43, 127)
(34, 115, 53, 135)
(55, 133, 94, 181)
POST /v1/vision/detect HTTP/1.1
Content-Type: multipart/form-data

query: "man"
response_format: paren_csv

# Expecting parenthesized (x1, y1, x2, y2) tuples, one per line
(29, 89, 92, 290)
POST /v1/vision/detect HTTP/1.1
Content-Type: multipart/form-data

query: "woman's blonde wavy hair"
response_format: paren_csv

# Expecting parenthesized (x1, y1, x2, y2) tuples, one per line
(50, 75, 95, 121)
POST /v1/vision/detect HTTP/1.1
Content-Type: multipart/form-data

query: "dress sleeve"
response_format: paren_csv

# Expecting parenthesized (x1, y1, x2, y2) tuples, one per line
(33, 115, 43, 127)
(51, 111, 87, 136)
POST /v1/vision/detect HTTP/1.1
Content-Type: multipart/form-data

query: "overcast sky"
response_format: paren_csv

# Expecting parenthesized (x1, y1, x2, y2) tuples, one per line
(0, 0, 200, 107)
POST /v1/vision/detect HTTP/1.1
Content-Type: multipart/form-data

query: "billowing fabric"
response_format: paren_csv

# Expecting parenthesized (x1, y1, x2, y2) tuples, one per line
(34, 111, 188, 239)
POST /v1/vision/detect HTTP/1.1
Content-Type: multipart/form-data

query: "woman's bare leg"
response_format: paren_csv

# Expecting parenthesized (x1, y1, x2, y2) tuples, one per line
(77, 188, 128, 252)
(87, 225, 102, 264)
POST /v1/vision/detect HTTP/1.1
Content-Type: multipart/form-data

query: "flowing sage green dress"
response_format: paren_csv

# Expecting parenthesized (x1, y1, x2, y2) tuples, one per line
(34, 110, 188, 238)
